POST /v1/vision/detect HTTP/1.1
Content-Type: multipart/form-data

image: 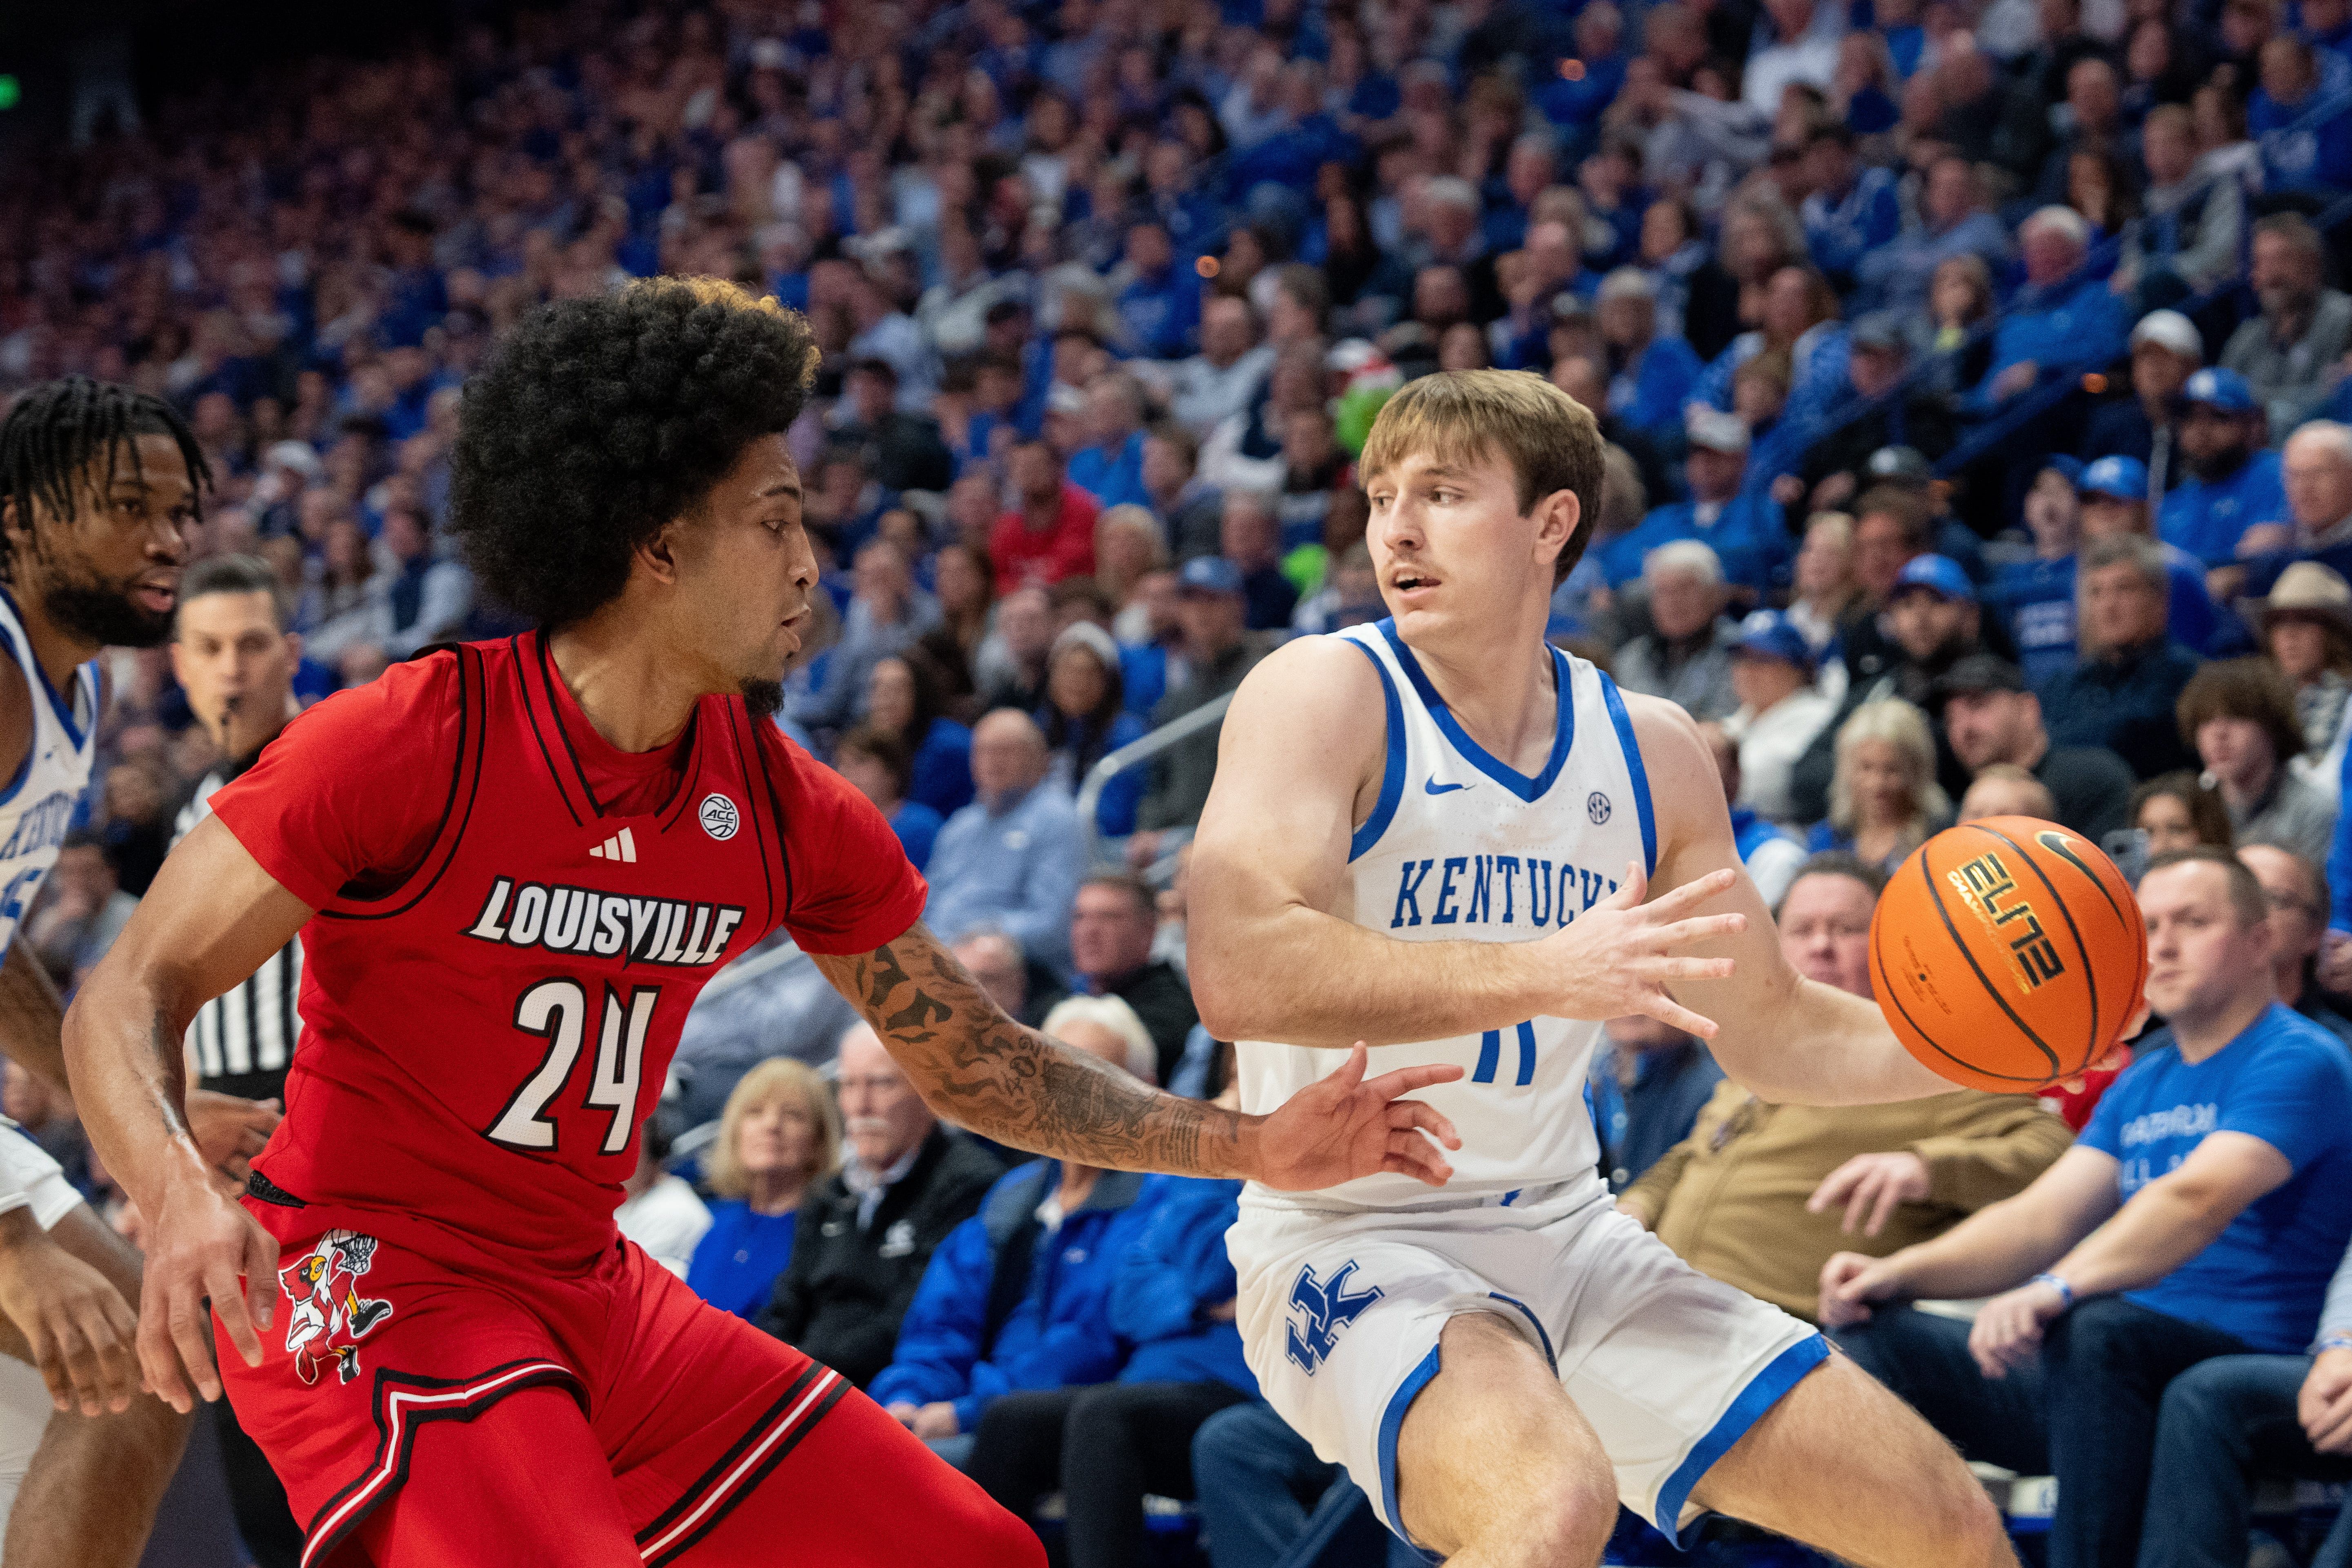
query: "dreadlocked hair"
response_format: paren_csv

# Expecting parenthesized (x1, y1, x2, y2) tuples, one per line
(0, 377, 212, 573)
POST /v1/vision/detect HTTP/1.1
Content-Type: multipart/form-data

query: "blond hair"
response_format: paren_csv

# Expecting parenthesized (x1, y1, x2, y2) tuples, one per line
(1359, 369, 1605, 583)
(1828, 698, 1950, 846)
(706, 1057, 841, 1201)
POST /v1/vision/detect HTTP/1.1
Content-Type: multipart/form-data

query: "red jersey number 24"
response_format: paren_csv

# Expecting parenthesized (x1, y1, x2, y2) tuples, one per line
(486, 980, 659, 1156)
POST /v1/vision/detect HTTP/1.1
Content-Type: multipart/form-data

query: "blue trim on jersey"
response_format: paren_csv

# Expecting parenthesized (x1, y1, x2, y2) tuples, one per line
(1345, 637, 1408, 862)
(0, 588, 89, 752)
(1598, 674, 1657, 877)
(1652, 1335, 1830, 1543)
(0, 618, 49, 812)
(1376, 620, 1573, 804)
(1486, 1293, 1558, 1371)
(1377, 1343, 1446, 1565)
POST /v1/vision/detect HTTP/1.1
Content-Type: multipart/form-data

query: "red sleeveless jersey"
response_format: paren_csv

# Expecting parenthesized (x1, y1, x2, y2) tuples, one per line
(207, 634, 925, 1276)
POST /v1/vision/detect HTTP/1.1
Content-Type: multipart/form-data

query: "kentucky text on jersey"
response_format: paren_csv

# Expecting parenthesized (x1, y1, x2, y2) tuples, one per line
(1388, 854, 1620, 930)
(462, 877, 746, 968)
(0, 791, 74, 862)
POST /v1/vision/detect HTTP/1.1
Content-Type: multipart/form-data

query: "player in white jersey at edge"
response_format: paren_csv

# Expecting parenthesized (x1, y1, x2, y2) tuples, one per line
(1190, 370, 2027, 1568)
(0, 378, 279, 1565)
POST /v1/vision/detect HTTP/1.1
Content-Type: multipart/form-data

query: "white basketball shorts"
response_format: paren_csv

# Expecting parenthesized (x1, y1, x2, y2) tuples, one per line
(0, 1121, 78, 1234)
(1229, 1180, 1826, 1558)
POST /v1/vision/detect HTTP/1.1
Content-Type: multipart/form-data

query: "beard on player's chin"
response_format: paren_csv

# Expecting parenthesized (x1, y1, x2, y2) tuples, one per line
(740, 677, 784, 720)
(44, 578, 172, 650)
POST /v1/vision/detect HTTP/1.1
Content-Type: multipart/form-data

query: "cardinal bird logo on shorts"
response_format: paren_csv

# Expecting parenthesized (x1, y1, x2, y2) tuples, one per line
(278, 1230, 395, 1386)
(1284, 1261, 1383, 1374)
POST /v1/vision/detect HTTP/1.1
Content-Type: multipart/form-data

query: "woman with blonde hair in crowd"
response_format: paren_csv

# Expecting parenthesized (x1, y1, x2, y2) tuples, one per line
(686, 1057, 843, 1319)
(1806, 698, 1950, 870)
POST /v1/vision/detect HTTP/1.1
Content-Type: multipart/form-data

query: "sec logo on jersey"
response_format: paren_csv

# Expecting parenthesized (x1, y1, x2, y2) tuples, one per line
(700, 793, 741, 841)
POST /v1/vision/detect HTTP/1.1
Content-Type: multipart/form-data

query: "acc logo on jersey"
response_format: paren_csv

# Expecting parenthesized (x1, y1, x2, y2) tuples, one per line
(1284, 1260, 1383, 1374)
(279, 1230, 395, 1386)
(700, 793, 741, 841)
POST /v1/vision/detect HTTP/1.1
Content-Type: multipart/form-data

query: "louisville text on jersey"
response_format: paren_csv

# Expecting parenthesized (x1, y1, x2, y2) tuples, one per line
(462, 877, 746, 968)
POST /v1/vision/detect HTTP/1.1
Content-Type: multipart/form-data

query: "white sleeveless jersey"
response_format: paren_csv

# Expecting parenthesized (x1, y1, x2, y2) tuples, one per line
(0, 591, 97, 959)
(1237, 619, 1656, 1212)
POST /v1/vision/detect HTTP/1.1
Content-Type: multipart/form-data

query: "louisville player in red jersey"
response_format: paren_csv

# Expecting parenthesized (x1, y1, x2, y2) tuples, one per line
(60, 279, 1464, 1568)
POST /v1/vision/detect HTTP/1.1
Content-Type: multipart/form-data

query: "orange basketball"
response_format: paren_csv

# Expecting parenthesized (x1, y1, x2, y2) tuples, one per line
(1868, 816, 2148, 1094)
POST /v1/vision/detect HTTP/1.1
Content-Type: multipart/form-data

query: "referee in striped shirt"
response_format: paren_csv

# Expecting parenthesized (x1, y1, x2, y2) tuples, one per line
(167, 554, 306, 1566)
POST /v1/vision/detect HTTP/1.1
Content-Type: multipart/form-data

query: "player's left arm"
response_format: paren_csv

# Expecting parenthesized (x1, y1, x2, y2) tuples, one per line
(1625, 694, 1957, 1106)
(810, 921, 1464, 1188)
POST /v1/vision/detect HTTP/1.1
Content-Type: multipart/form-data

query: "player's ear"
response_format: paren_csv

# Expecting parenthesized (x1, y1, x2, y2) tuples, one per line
(634, 518, 686, 588)
(1532, 487, 1578, 571)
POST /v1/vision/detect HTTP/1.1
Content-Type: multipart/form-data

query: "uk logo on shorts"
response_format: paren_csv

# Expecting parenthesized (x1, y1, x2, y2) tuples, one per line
(699, 793, 741, 841)
(1284, 1260, 1383, 1373)
(279, 1230, 395, 1386)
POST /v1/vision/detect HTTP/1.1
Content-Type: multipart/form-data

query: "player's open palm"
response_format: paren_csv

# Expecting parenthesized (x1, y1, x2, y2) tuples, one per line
(1255, 1045, 1464, 1190)
(140, 1172, 278, 1414)
(0, 1221, 141, 1417)
(1540, 862, 1745, 1036)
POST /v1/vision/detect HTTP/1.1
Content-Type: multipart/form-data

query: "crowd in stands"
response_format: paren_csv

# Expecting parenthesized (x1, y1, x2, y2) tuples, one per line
(24, 0, 2352, 1560)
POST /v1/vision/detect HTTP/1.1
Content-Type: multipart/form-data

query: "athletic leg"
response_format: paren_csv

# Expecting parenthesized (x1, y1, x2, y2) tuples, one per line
(1059, 1379, 1254, 1568)
(1392, 1313, 1620, 1568)
(1831, 1308, 2050, 1474)
(338, 1385, 640, 1568)
(1687, 1349, 2016, 1568)
(0, 1206, 189, 1568)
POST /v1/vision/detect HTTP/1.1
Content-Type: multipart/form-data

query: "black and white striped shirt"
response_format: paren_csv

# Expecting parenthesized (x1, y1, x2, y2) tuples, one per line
(175, 763, 303, 1102)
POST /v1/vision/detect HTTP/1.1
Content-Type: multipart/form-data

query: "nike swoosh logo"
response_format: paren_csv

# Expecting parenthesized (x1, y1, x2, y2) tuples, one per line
(1424, 780, 1469, 795)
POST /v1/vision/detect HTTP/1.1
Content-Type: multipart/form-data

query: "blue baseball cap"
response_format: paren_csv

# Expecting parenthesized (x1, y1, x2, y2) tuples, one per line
(1889, 553, 1977, 603)
(1731, 609, 1814, 669)
(2178, 366, 2256, 413)
(2078, 455, 2148, 503)
(1176, 555, 1245, 596)
(2037, 454, 2083, 488)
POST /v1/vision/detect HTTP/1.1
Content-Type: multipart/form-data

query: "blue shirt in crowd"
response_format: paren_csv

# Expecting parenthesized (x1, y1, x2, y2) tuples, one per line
(1963, 278, 2133, 414)
(1608, 335, 1705, 445)
(923, 782, 1085, 971)
(1598, 494, 1794, 595)
(1068, 431, 1151, 512)
(1801, 167, 1903, 283)
(2079, 1003, 2352, 1353)
(891, 800, 944, 871)
(1995, 548, 2224, 683)
(2159, 449, 2288, 567)
(686, 1200, 801, 1320)
(1109, 1176, 1257, 1393)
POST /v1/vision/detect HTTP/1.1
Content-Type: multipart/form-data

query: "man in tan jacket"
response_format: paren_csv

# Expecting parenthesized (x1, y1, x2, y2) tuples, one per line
(1618, 854, 2075, 1322)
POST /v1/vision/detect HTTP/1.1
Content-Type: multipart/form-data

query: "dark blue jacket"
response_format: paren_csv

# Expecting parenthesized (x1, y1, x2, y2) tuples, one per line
(2159, 449, 2288, 567)
(1962, 277, 2132, 414)
(1597, 494, 1793, 595)
(1110, 1177, 1257, 1393)
(2039, 639, 2203, 780)
(869, 1163, 1158, 1431)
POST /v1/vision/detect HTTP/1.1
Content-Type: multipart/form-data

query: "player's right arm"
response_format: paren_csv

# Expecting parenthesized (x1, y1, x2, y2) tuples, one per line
(1185, 637, 1744, 1049)
(63, 816, 311, 1413)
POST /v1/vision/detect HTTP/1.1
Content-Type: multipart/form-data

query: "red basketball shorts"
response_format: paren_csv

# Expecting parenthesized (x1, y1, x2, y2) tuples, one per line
(218, 1202, 1042, 1568)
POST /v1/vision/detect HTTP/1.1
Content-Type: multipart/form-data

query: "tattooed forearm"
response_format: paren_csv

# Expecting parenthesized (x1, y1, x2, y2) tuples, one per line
(813, 924, 1253, 1179)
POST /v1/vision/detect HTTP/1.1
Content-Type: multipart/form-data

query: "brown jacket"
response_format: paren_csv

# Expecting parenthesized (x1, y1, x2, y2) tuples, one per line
(1622, 1082, 2074, 1322)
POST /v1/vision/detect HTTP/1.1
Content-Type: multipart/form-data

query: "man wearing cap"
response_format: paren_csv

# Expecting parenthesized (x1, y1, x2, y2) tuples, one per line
(1854, 446, 1991, 585)
(2084, 311, 2203, 495)
(2223, 215, 2352, 433)
(1598, 407, 1793, 596)
(2006, 455, 2231, 676)
(992, 439, 1102, 589)
(1785, 320, 1957, 510)
(1125, 557, 1277, 871)
(2244, 561, 2352, 789)
(1937, 654, 2137, 840)
(1597, 267, 1703, 448)
(833, 358, 956, 495)
(1724, 610, 1839, 824)
(2159, 367, 2288, 581)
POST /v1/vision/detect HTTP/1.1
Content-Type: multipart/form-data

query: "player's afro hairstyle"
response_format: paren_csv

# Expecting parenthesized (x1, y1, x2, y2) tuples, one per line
(449, 277, 819, 629)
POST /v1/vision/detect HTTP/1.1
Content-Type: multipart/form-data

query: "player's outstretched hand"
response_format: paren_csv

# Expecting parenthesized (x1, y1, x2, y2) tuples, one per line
(185, 1090, 282, 1184)
(0, 1211, 142, 1417)
(139, 1170, 278, 1414)
(1538, 862, 1743, 1037)
(1255, 1045, 1463, 1190)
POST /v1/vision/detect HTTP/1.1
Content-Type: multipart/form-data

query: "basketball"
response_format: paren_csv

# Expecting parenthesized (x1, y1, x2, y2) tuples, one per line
(1869, 816, 2148, 1094)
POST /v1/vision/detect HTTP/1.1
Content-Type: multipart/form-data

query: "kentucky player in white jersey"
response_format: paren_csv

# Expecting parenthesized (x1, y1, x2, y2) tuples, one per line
(1190, 371, 2022, 1568)
(0, 378, 277, 1566)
